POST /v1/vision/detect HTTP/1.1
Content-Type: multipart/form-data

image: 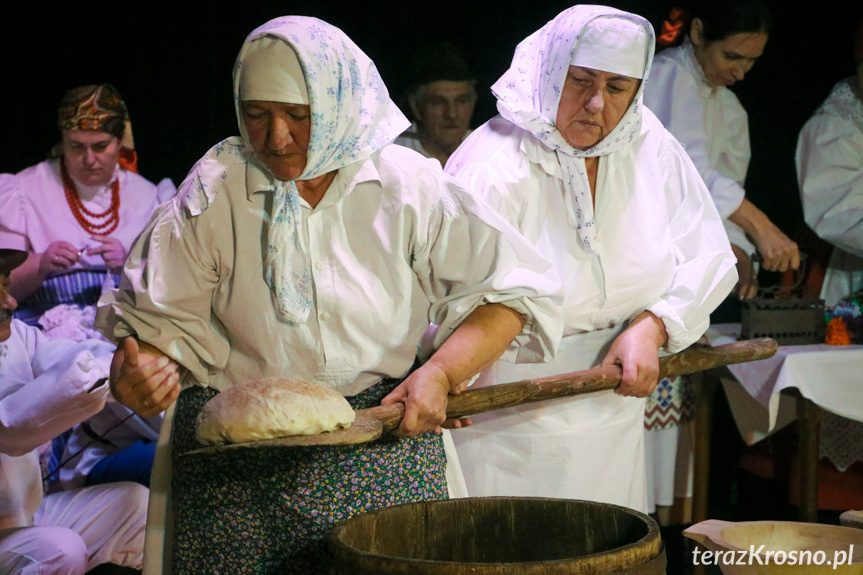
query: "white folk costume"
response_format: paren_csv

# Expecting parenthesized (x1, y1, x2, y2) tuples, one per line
(645, 37, 755, 254)
(797, 77, 863, 306)
(394, 123, 472, 160)
(22, 303, 162, 491)
(0, 163, 175, 325)
(0, 84, 175, 326)
(97, 17, 560, 574)
(447, 5, 737, 513)
(0, 319, 147, 573)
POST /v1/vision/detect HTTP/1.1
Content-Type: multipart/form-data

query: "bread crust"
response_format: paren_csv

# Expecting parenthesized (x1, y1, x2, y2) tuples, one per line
(195, 377, 356, 445)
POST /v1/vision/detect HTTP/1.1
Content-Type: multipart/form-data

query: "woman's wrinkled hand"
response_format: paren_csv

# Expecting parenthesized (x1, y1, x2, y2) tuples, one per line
(381, 363, 450, 438)
(600, 312, 666, 398)
(38, 241, 80, 275)
(110, 336, 181, 418)
(87, 236, 127, 271)
(752, 223, 799, 273)
(731, 243, 758, 300)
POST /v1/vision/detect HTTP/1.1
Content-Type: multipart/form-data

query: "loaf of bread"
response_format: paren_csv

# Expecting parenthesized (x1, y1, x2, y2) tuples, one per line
(196, 377, 355, 445)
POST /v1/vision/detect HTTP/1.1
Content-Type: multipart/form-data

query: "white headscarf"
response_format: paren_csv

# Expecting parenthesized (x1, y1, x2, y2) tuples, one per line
(233, 17, 409, 323)
(571, 16, 648, 79)
(492, 5, 655, 253)
(240, 37, 309, 105)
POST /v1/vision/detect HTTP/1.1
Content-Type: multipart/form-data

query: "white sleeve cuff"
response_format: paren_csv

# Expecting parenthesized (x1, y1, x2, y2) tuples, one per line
(647, 300, 694, 353)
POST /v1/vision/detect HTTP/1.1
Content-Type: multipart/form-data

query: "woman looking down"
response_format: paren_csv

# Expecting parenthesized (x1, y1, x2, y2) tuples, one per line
(97, 16, 561, 573)
(446, 5, 737, 512)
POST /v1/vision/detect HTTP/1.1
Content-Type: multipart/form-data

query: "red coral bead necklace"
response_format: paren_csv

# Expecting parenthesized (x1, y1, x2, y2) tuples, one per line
(61, 159, 121, 235)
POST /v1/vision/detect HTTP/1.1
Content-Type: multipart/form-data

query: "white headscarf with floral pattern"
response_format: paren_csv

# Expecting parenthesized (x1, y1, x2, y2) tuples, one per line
(232, 16, 409, 323)
(492, 5, 654, 253)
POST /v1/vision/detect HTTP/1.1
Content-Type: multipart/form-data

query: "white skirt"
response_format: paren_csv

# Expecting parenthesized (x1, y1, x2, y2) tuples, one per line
(451, 328, 648, 512)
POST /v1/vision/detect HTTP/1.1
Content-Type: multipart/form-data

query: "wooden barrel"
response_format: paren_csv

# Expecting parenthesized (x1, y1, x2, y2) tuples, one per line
(328, 497, 666, 574)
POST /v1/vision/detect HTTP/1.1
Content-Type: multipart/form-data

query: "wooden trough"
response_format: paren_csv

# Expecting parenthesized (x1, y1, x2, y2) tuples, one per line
(328, 497, 666, 574)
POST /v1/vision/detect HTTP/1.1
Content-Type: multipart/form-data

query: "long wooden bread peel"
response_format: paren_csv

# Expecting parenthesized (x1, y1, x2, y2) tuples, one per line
(183, 338, 776, 456)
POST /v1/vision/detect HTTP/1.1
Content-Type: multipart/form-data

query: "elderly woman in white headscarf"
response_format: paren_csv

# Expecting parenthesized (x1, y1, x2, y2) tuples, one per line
(446, 5, 737, 512)
(96, 16, 560, 573)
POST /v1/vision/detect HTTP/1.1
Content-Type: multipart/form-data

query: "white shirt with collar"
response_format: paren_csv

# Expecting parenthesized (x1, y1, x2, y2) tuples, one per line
(97, 137, 562, 396)
(394, 123, 472, 164)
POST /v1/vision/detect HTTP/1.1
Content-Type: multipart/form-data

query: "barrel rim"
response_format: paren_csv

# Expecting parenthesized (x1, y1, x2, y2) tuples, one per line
(328, 496, 663, 572)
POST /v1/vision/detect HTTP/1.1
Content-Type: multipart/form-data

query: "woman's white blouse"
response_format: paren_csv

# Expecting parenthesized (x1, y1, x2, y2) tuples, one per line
(447, 111, 737, 353)
(797, 78, 863, 258)
(97, 140, 562, 395)
(645, 40, 752, 250)
(796, 77, 863, 304)
(0, 160, 175, 268)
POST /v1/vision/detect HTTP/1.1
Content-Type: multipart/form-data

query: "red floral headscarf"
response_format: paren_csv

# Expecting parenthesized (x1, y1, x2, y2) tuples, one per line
(57, 84, 138, 173)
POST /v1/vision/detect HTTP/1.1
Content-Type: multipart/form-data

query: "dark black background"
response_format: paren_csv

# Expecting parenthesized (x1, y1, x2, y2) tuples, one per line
(2, 2, 860, 237)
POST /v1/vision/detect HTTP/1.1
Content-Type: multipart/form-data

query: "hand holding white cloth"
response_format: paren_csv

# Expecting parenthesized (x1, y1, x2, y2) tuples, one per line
(0, 328, 110, 456)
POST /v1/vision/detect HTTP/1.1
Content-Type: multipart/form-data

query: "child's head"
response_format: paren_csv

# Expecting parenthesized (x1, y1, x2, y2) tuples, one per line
(0, 249, 27, 342)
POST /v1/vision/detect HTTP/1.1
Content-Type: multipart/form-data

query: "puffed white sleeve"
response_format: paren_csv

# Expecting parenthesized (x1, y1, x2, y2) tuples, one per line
(155, 177, 178, 203)
(796, 113, 863, 258)
(448, 161, 525, 228)
(96, 199, 227, 386)
(0, 324, 111, 456)
(645, 136, 738, 352)
(410, 174, 563, 364)
(645, 59, 746, 219)
(0, 173, 30, 250)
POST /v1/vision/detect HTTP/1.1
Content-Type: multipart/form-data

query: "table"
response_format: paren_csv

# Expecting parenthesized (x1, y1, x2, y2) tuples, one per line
(695, 324, 863, 522)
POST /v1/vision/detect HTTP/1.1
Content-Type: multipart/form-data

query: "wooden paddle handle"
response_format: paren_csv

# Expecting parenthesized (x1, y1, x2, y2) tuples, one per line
(359, 338, 777, 432)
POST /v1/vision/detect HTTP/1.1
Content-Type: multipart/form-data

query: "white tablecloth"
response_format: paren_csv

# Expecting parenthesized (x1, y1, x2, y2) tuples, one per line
(706, 323, 863, 471)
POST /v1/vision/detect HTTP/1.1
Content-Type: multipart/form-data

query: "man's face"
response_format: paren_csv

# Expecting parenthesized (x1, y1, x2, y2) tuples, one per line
(62, 130, 122, 186)
(409, 80, 476, 155)
(0, 274, 16, 342)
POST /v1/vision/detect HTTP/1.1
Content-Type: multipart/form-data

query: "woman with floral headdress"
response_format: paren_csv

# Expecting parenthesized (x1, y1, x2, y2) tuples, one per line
(446, 5, 737, 512)
(0, 84, 176, 326)
(97, 15, 561, 572)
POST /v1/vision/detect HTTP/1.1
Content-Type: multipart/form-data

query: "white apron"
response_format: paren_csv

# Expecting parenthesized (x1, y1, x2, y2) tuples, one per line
(451, 327, 648, 512)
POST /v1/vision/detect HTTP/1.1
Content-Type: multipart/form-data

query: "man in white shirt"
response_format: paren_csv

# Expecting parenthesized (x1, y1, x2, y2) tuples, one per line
(0, 248, 147, 574)
(394, 42, 477, 167)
